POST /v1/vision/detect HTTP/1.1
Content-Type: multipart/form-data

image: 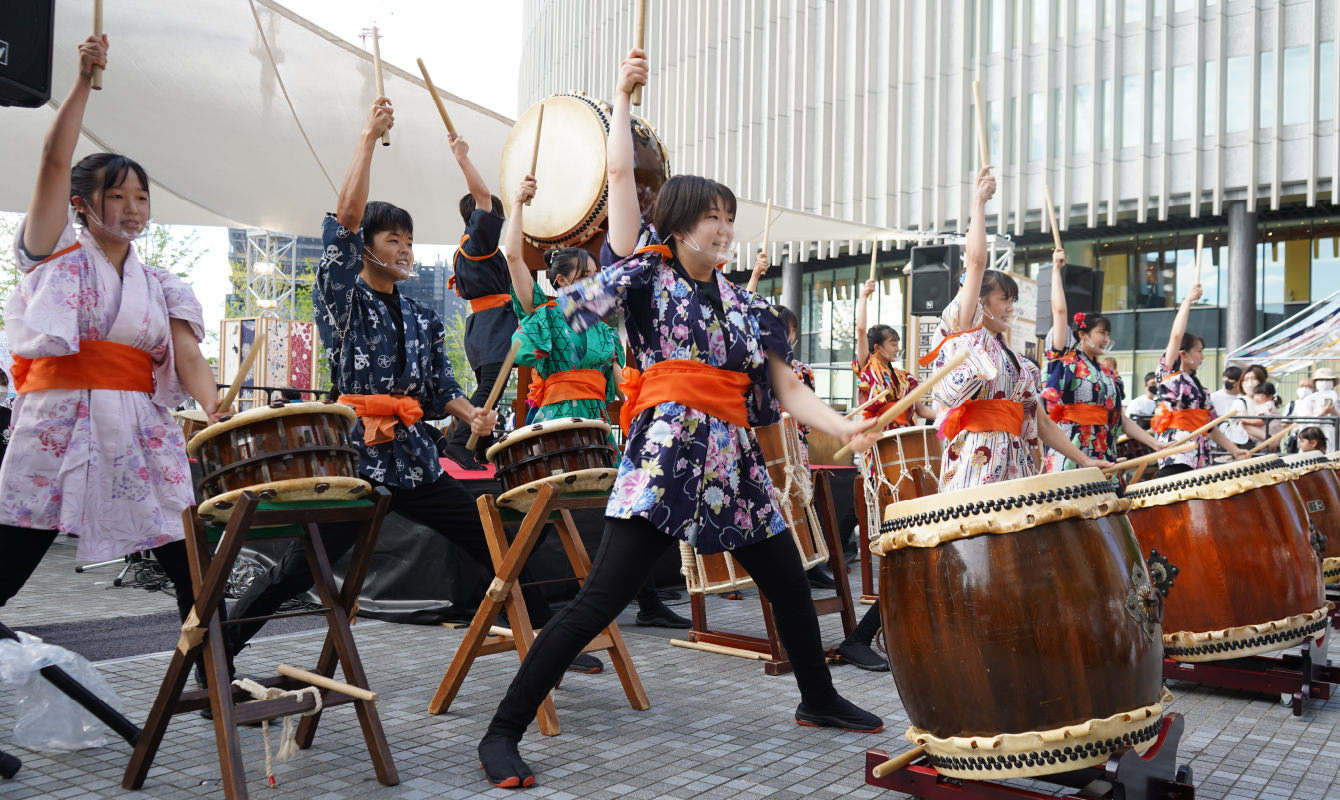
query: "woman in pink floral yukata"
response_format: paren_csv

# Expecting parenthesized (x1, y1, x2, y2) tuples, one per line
(0, 37, 224, 640)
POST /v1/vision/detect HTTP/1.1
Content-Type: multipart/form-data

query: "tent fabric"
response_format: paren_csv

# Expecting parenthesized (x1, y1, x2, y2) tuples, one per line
(1226, 291, 1340, 375)
(1, 1, 901, 251)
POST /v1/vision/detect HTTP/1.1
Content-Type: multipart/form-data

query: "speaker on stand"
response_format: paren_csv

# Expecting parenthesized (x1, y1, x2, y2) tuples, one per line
(907, 244, 963, 318)
(1035, 264, 1105, 335)
(0, 1, 56, 108)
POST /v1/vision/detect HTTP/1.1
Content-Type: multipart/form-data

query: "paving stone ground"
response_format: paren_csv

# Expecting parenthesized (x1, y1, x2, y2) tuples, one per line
(2, 537, 1338, 799)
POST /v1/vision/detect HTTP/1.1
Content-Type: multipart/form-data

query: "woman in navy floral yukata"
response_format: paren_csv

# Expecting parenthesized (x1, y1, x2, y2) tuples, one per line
(476, 49, 884, 789)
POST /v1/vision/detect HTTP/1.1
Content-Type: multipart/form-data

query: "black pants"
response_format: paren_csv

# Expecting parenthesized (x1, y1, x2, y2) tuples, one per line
(228, 472, 556, 650)
(447, 361, 504, 447)
(486, 517, 837, 741)
(1155, 463, 1195, 478)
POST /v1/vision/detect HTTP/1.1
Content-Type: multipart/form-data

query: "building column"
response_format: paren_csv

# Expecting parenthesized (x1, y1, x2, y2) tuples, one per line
(1225, 201, 1258, 354)
(781, 252, 803, 316)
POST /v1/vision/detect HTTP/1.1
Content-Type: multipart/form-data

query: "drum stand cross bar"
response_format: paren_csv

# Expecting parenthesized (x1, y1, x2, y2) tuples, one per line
(684, 469, 856, 675)
(1163, 631, 1340, 716)
(864, 714, 1195, 800)
(123, 488, 397, 800)
(427, 483, 649, 736)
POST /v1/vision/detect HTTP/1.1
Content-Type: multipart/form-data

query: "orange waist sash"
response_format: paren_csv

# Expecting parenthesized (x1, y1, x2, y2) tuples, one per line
(469, 294, 511, 313)
(1152, 406, 1211, 434)
(11, 340, 154, 394)
(527, 369, 607, 407)
(337, 394, 424, 445)
(942, 398, 1027, 441)
(619, 360, 751, 433)
(1047, 403, 1110, 426)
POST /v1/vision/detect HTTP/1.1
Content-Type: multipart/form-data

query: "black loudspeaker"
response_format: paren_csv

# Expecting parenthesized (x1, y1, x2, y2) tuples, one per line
(1036, 264, 1105, 334)
(0, 1, 56, 108)
(908, 244, 963, 317)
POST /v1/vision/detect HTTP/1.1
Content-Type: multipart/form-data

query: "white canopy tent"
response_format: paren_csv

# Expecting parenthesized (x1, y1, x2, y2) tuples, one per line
(1, 1, 902, 254)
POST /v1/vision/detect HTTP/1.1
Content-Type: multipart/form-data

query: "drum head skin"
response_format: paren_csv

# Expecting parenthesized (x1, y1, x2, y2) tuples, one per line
(500, 95, 609, 245)
(187, 402, 355, 457)
(485, 417, 612, 462)
(197, 476, 372, 523)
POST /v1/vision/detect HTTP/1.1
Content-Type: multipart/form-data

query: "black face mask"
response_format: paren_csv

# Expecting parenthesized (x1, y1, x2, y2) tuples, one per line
(1223, 380, 1236, 390)
(1146, 384, 1157, 395)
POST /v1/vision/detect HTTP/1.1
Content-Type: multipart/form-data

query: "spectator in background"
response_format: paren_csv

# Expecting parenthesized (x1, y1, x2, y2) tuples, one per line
(1299, 367, 1339, 419)
(1127, 372, 1159, 420)
(1210, 365, 1250, 448)
(1297, 426, 1329, 453)
(1241, 381, 1280, 443)
(278, 387, 304, 403)
(1100, 356, 1124, 398)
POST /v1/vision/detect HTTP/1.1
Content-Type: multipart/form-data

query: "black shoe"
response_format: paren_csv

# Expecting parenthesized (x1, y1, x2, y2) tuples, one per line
(807, 566, 837, 589)
(836, 640, 890, 672)
(795, 696, 883, 733)
(479, 734, 536, 789)
(566, 653, 603, 674)
(444, 443, 488, 471)
(635, 606, 691, 629)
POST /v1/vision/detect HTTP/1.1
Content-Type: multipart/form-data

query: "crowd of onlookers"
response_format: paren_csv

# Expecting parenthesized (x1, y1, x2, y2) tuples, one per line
(1123, 362, 1338, 454)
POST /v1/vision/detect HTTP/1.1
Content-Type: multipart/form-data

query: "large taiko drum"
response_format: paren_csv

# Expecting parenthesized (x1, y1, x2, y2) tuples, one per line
(187, 401, 369, 523)
(874, 469, 1167, 780)
(174, 409, 210, 444)
(486, 418, 618, 512)
(866, 425, 941, 506)
(1283, 451, 1340, 583)
(499, 93, 670, 252)
(681, 415, 829, 593)
(1124, 456, 1329, 661)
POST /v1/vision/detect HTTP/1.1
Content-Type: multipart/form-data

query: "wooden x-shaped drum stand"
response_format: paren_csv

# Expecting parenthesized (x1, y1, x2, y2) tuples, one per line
(122, 488, 396, 799)
(427, 483, 648, 735)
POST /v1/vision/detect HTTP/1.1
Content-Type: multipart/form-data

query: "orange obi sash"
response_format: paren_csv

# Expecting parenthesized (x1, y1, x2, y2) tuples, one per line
(942, 398, 1027, 442)
(919, 324, 984, 367)
(11, 340, 154, 394)
(618, 360, 751, 433)
(1151, 406, 1211, 434)
(337, 394, 424, 445)
(469, 294, 511, 313)
(1047, 403, 1110, 426)
(527, 369, 607, 407)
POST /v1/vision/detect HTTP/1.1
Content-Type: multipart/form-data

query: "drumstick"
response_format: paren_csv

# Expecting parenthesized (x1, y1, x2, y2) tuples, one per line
(762, 197, 773, 264)
(1193, 233, 1204, 285)
(1100, 441, 1197, 475)
(371, 25, 390, 146)
(526, 103, 545, 206)
(218, 341, 263, 414)
(972, 80, 990, 167)
(868, 240, 879, 283)
(1170, 408, 1239, 447)
(91, 0, 104, 90)
(1246, 422, 1298, 455)
(466, 339, 523, 451)
(833, 350, 969, 462)
(871, 747, 925, 779)
(843, 388, 891, 419)
(276, 664, 377, 702)
(1043, 185, 1062, 251)
(631, 0, 647, 106)
(416, 58, 458, 137)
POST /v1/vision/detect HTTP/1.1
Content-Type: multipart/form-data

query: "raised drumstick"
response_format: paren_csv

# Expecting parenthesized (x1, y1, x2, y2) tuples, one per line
(416, 58, 457, 137)
(526, 103, 545, 206)
(843, 387, 891, 419)
(631, 0, 647, 106)
(1193, 233, 1204, 285)
(91, 0, 104, 90)
(467, 339, 523, 451)
(1043, 185, 1062, 251)
(371, 25, 389, 146)
(1246, 422, 1298, 455)
(972, 80, 990, 167)
(869, 240, 879, 283)
(1100, 441, 1197, 475)
(833, 349, 970, 462)
(218, 341, 264, 415)
(762, 197, 773, 264)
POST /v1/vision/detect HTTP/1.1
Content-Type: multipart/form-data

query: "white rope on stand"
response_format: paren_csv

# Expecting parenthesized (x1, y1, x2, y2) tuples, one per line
(231, 677, 324, 787)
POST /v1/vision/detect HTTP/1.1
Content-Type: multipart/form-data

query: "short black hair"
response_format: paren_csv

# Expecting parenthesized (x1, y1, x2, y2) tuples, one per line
(1222, 365, 1243, 381)
(1253, 381, 1276, 399)
(1298, 426, 1328, 449)
(867, 324, 899, 352)
(71, 153, 150, 227)
(980, 269, 1019, 302)
(361, 201, 414, 242)
(545, 247, 595, 286)
(459, 193, 505, 222)
(1143, 372, 1157, 384)
(1179, 332, 1205, 354)
(651, 175, 737, 244)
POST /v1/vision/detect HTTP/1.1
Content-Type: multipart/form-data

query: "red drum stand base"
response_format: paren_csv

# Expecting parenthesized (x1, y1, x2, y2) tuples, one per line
(864, 714, 1195, 800)
(1163, 632, 1340, 717)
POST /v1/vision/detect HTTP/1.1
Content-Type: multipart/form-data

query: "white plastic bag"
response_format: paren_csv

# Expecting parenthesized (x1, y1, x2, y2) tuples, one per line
(0, 630, 124, 751)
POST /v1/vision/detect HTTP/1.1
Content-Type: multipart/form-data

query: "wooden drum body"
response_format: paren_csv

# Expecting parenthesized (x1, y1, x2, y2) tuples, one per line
(1283, 452, 1340, 584)
(875, 470, 1166, 780)
(1124, 456, 1328, 661)
(500, 93, 670, 254)
(682, 415, 828, 594)
(175, 409, 210, 444)
(867, 426, 941, 506)
(186, 401, 368, 523)
(486, 418, 618, 511)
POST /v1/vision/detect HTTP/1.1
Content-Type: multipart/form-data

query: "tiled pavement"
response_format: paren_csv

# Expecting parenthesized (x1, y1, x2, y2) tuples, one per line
(2, 537, 1339, 799)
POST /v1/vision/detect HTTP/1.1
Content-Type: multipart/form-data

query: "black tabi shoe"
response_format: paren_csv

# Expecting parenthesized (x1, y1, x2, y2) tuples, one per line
(794, 696, 884, 733)
(807, 566, 837, 589)
(566, 653, 603, 674)
(836, 640, 891, 672)
(479, 734, 536, 789)
(635, 606, 692, 629)
(444, 443, 489, 471)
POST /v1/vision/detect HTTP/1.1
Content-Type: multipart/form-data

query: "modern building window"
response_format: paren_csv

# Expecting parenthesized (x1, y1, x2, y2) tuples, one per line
(1074, 0, 1094, 33)
(1282, 46, 1310, 125)
(1320, 41, 1335, 122)
(1203, 61, 1218, 136)
(1124, 0, 1144, 24)
(1101, 79, 1113, 151)
(1225, 55, 1249, 132)
(1122, 74, 1141, 148)
(1073, 83, 1093, 154)
(1149, 69, 1164, 144)
(988, 99, 1003, 165)
(1173, 0, 1194, 12)
(988, 0, 1005, 53)
(1171, 65, 1193, 140)
(1104, 0, 1116, 28)
(1031, 0, 1049, 43)
(1314, 230, 1340, 300)
(1258, 50, 1275, 129)
(1029, 91, 1045, 161)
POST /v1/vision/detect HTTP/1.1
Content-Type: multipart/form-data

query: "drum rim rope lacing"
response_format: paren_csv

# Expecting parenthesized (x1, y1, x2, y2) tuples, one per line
(859, 428, 941, 542)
